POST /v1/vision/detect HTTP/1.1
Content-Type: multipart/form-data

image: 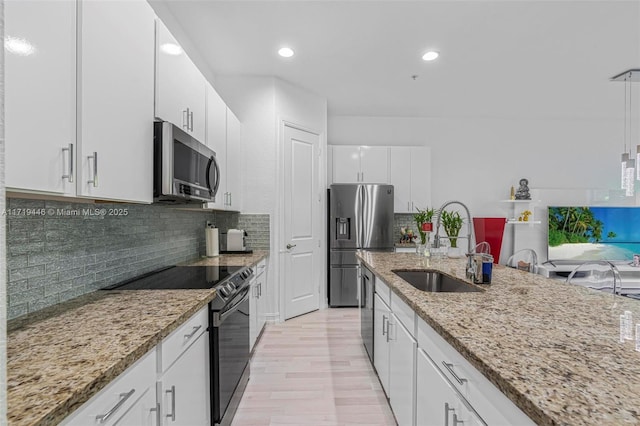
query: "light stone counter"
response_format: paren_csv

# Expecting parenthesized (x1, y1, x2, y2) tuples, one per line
(357, 251, 640, 426)
(7, 251, 268, 426)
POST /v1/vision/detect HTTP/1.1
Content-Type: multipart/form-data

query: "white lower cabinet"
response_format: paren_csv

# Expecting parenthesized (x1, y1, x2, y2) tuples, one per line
(373, 293, 391, 395)
(416, 348, 484, 426)
(63, 306, 210, 426)
(388, 313, 417, 426)
(158, 330, 210, 425)
(61, 350, 156, 426)
(113, 386, 157, 426)
(250, 259, 268, 351)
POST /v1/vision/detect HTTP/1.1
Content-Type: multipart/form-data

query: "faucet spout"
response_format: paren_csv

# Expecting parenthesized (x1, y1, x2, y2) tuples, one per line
(434, 200, 475, 278)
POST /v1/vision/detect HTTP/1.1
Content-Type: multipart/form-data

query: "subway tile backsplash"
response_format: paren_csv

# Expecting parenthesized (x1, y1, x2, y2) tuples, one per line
(6, 198, 270, 320)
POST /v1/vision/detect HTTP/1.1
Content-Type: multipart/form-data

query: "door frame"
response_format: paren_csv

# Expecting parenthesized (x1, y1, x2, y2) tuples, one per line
(276, 118, 327, 323)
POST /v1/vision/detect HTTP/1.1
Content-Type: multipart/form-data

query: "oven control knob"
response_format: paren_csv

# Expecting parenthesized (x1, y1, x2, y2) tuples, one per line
(219, 286, 230, 297)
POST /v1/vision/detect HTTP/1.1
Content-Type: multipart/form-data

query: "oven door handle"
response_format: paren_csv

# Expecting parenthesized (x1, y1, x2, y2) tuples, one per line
(206, 154, 221, 199)
(213, 287, 250, 327)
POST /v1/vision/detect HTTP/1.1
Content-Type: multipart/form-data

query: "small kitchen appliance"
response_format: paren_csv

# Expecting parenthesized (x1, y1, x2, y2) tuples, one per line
(227, 229, 246, 251)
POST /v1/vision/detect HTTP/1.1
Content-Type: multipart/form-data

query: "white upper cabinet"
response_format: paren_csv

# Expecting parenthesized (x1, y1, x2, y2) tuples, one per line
(77, 0, 155, 203)
(389, 147, 432, 213)
(5, 0, 77, 195)
(155, 19, 206, 143)
(225, 108, 243, 211)
(331, 146, 389, 184)
(205, 83, 227, 209)
(203, 84, 243, 212)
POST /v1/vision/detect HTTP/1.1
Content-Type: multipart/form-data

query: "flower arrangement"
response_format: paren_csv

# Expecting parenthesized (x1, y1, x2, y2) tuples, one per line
(413, 207, 435, 245)
(441, 210, 464, 248)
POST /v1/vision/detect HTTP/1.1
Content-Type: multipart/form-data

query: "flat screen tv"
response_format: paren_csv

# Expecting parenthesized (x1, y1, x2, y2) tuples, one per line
(548, 206, 640, 262)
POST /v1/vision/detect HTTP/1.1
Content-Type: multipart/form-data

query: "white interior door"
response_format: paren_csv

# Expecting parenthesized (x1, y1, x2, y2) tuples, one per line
(283, 125, 321, 319)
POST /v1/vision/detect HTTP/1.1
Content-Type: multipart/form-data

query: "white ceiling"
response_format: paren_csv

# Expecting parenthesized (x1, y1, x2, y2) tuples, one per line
(156, 1, 640, 120)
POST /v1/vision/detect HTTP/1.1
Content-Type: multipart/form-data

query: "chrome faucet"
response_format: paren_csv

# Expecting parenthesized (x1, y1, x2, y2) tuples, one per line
(433, 200, 475, 279)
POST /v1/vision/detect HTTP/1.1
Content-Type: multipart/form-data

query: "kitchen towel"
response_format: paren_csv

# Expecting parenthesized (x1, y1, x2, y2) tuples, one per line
(206, 227, 219, 257)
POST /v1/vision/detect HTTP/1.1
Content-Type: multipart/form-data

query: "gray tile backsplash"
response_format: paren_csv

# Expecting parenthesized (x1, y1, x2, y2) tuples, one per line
(238, 214, 270, 250)
(394, 213, 418, 243)
(5, 198, 265, 319)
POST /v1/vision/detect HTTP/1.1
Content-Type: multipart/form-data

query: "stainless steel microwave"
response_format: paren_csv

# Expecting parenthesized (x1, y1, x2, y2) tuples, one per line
(153, 121, 220, 203)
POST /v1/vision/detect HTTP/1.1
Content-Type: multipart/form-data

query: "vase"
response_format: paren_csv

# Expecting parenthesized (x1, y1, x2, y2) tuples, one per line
(447, 247, 463, 258)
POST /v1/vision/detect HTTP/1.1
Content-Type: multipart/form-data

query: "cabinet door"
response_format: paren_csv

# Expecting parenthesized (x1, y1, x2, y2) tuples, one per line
(155, 19, 206, 142)
(389, 147, 412, 212)
(373, 294, 391, 396)
(416, 348, 460, 426)
(160, 331, 210, 426)
(256, 270, 267, 338)
(249, 277, 258, 351)
(78, 0, 155, 202)
(226, 108, 243, 211)
(409, 147, 432, 211)
(113, 387, 156, 426)
(204, 83, 227, 209)
(332, 146, 360, 183)
(389, 314, 417, 426)
(5, 0, 76, 195)
(360, 147, 388, 183)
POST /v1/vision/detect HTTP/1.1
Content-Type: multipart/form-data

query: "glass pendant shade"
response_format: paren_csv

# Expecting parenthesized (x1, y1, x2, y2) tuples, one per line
(622, 153, 630, 189)
(627, 158, 636, 196)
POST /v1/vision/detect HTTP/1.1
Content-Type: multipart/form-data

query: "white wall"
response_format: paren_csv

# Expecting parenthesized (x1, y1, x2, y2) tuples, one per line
(216, 75, 327, 320)
(329, 114, 633, 263)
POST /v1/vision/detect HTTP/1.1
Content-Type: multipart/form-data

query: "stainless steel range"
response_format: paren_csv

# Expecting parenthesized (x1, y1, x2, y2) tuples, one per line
(104, 264, 253, 426)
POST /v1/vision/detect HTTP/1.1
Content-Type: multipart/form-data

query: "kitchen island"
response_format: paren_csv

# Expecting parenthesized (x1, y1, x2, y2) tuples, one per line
(357, 251, 640, 426)
(7, 251, 268, 426)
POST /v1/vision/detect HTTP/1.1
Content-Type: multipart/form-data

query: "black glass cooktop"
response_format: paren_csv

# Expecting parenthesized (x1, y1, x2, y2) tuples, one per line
(103, 265, 244, 290)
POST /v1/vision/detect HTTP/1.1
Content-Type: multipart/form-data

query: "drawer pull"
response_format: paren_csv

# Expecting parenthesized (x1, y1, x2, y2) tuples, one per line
(62, 143, 74, 182)
(442, 361, 468, 385)
(444, 402, 455, 426)
(166, 385, 176, 421)
(184, 325, 202, 340)
(95, 388, 135, 423)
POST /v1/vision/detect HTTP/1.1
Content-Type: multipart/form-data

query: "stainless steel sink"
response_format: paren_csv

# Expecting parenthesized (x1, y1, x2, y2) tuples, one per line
(392, 270, 483, 293)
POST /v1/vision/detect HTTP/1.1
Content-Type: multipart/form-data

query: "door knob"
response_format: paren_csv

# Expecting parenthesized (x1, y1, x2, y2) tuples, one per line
(286, 244, 297, 250)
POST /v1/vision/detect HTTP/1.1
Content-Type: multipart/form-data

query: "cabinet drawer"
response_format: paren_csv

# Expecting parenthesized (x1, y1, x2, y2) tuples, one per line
(62, 350, 156, 426)
(391, 292, 415, 336)
(374, 277, 391, 306)
(416, 317, 534, 425)
(160, 306, 208, 373)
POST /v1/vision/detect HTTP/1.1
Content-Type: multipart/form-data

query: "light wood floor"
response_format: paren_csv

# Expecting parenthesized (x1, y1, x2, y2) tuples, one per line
(232, 308, 397, 426)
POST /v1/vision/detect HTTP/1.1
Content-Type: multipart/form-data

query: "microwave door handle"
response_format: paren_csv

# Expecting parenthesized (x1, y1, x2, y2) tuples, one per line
(207, 155, 221, 199)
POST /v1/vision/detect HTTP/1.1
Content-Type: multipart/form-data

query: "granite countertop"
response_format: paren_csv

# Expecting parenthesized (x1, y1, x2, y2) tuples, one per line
(356, 251, 640, 426)
(182, 249, 269, 267)
(7, 251, 269, 426)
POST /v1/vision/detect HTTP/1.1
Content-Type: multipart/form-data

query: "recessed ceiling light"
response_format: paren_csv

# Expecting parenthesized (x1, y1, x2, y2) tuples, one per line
(160, 43, 183, 56)
(422, 51, 439, 61)
(5, 36, 36, 56)
(278, 47, 294, 58)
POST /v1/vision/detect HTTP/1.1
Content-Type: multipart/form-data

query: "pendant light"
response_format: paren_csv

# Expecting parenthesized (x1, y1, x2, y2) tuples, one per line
(611, 69, 640, 195)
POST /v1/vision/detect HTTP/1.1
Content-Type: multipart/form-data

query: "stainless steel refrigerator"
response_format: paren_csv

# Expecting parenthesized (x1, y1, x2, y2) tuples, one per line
(328, 184, 394, 307)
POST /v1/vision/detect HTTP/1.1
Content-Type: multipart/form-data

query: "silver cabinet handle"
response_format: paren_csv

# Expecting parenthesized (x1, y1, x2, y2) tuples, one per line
(87, 152, 98, 187)
(150, 402, 161, 426)
(184, 325, 201, 340)
(166, 385, 176, 421)
(229, 192, 232, 206)
(382, 315, 388, 337)
(95, 388, 135, 423)
(442, 361, 468, 385)
(286, 243, 296, 249)
(182, 108, 189, 130)
(445, 402, 455, 426)
(453, 413, 464, 425)
(407, 201, 410, 212)
(189, 110, 194, 132)
(62, 143, 74, 182)
(258, 282, 262, 297)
